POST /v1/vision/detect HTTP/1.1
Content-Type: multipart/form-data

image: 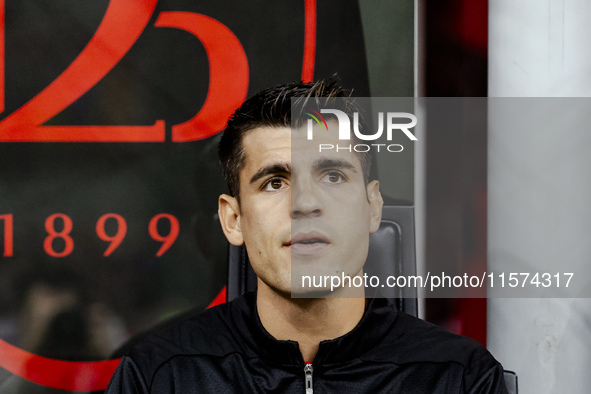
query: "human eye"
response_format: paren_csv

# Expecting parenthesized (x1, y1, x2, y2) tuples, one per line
(262, 177, 288, 191)
(320, 171, 346, 184)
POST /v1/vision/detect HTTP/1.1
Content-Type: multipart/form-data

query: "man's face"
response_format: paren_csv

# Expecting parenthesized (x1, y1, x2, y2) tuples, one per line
(219, 124, 382, 297)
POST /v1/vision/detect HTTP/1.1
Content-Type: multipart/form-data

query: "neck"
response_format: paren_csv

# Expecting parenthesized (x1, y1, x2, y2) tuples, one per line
(256, 280, 367, 362)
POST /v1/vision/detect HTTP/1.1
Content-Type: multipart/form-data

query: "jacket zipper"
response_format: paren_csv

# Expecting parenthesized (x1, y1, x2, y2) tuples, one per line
(304, 363, 313, 394)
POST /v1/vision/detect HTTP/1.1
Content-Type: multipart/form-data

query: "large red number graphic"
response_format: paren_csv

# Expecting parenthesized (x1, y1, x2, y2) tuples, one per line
(0, 0, 164, 142)
(155, 12, 249, 141)
(44, 214, 74, 257)
(96, 214, 127, 256)
(149, 214, 179, 256)
(0, 2, 249, 142)
(0, 214, 12, 257)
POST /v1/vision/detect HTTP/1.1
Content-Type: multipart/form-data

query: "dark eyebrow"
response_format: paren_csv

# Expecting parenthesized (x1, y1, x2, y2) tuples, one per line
(312, 158, 358, 173)
(249, 162, 291, 185)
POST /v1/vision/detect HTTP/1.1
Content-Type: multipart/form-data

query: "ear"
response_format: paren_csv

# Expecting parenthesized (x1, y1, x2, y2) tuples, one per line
(218, 194, 244, 246)
(366, 180, 383, 233)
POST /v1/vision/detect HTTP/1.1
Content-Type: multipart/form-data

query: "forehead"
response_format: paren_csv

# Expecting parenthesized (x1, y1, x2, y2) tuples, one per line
(241, 126, 291, 168)
(240, 125, 363, 174)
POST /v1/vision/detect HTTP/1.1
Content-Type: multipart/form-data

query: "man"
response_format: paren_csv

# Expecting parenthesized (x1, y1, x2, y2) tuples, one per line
(106, 79, 508, 393)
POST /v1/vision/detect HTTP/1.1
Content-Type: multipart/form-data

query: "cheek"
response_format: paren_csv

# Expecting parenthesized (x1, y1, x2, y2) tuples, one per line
(240, 200, 282, 251)
(330, 191, 371, 226)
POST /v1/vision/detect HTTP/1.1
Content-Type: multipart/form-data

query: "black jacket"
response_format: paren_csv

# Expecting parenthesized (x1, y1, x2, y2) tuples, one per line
(106, 292, 507, 393)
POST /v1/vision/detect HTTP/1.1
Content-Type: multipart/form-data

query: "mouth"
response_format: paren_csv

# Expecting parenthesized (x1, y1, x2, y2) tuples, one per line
(286, 232, 330, 255)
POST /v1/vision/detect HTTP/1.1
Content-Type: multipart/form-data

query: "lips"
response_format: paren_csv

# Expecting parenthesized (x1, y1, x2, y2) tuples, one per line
(287, 231, 330, 255)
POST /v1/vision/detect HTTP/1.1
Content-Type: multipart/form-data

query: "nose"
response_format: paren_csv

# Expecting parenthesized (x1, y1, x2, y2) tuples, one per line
(291, 175, 323, 219)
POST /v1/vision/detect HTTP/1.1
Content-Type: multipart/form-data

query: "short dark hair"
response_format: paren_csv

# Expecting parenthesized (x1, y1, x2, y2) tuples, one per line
(218, 78, 371, 201)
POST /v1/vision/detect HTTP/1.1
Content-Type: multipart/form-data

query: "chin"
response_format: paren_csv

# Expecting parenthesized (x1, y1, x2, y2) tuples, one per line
(290, 287, 334, 299)
(263, 275, 332, 299)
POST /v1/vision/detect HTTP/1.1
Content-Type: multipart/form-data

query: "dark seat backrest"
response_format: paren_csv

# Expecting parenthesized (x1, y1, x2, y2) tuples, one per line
(503, 370, 518, 394)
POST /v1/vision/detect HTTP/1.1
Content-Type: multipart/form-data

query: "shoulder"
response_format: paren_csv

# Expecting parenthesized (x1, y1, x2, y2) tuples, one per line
(122, 297, 244, 383)
(361, 310, 508, 392)
(366, 311, 504, 382)
(106, 294, 260, 393)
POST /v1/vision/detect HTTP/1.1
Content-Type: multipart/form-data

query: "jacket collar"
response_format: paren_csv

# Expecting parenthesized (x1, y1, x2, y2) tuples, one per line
(231, 291, 399, 366)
